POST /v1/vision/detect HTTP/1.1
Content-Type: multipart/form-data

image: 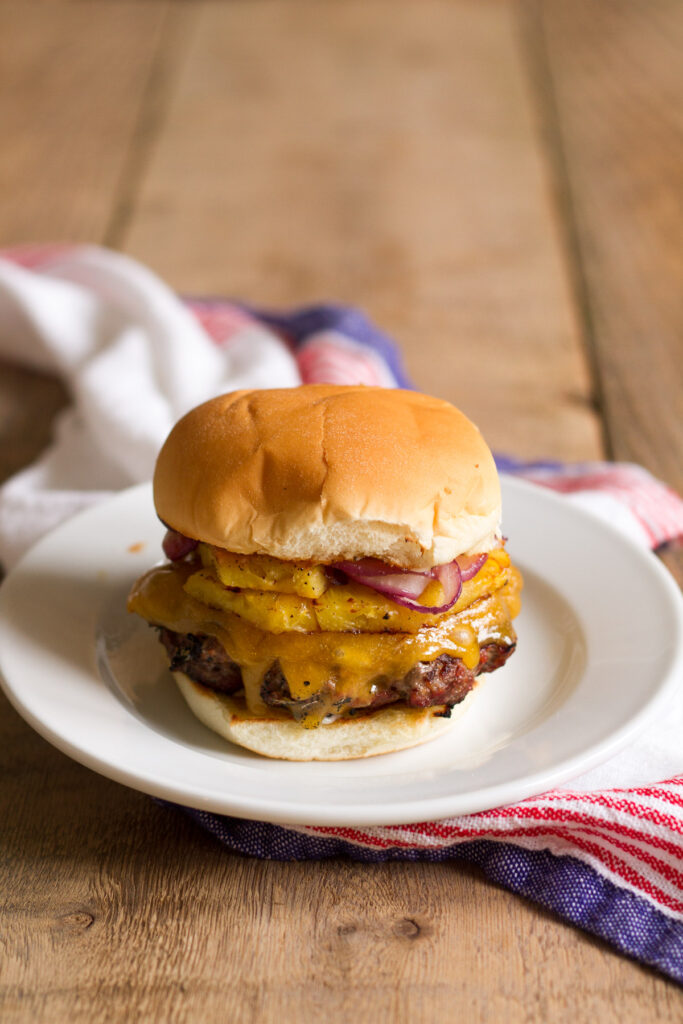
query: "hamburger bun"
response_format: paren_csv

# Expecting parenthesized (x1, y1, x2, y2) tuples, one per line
(174, 671, 473, 761)
(153, 384, 501, 569)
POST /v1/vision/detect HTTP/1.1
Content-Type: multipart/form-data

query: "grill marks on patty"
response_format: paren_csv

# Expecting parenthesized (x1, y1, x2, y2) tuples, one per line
(158, 628, 242, 694)
(157, 627, 515, 720)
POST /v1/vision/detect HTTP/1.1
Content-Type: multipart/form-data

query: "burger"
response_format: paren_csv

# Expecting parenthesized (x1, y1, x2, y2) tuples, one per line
(128, 384, 522, 760)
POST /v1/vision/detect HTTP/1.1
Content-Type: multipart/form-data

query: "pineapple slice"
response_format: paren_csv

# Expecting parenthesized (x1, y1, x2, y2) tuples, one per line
(455, 550, 510, 611)
(186, 569, 434, 633)
(186, 549, 512, 634)
(199, 544, 328, 598)
(313, 556, 511, 632)
(185, 570, 318, 633)
(312, 582, 442, 633)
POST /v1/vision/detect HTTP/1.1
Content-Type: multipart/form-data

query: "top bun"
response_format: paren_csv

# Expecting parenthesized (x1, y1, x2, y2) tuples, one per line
(153, 385, 501, 568)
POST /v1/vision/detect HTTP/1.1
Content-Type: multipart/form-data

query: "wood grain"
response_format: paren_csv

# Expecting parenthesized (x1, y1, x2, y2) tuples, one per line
(0, 0, 170, 246)
(529, 0, 683, 490)
(522, 0, 683, 580)
(0, 1, 681, 1021)
(0, 365, 68, 485)
(122, 0, 601, 463)
(1, 707, 681, 1023)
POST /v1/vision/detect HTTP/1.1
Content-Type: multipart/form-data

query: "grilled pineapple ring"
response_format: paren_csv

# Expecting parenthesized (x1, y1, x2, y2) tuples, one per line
(185, 547, 512, 635)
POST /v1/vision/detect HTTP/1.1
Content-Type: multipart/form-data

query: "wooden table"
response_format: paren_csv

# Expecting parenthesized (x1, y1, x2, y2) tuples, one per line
(1, 2, 681, 1019)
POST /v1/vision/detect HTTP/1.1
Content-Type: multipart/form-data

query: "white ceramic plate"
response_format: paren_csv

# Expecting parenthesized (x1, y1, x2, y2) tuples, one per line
(0, 478, 681, 826)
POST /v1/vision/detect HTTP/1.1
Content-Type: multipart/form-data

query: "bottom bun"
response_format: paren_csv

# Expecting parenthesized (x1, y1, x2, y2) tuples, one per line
(174, 672, 474, 761)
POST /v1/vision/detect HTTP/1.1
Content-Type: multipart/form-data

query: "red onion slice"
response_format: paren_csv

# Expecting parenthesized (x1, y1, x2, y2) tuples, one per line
(333, 560, 430, 600)
(362, 575, 430, 600)
(456, 553, 488, 581)
(330, 558, 463, 614)
(162, 529, 198, 561)
(434, 560, 462, 602)
(329, 551, 491, 614)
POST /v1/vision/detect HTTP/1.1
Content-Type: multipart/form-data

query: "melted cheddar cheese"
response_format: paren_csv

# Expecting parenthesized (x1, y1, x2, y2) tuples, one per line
(127, 553, 522, 727)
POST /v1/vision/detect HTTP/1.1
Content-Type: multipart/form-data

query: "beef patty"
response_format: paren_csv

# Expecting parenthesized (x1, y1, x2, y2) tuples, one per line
(157, 627, 515, 721)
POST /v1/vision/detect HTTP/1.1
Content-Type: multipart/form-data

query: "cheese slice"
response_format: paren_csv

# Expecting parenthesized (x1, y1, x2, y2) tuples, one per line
(128, 561, 521, 727)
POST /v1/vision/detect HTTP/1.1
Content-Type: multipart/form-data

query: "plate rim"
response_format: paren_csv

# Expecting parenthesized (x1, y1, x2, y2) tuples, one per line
(0, 476, 682, 827)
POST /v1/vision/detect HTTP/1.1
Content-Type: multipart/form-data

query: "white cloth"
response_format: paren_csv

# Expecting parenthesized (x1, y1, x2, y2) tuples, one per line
(0, 247, 301, 568)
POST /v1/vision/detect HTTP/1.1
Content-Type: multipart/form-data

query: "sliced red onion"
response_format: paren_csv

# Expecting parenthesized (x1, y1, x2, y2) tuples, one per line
(434, 560, 462, 599)
(333, 560, 430, 600)
(329, 551, 491, 614)
(162, 529, 198, 561)
(330, 559, 462, 614)
(456, 553, 488, 581)
(359, 574, 429, 600)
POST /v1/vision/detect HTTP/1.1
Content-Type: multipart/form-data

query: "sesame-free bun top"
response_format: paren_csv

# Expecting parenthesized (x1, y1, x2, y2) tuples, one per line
(153, 385, 501, 568)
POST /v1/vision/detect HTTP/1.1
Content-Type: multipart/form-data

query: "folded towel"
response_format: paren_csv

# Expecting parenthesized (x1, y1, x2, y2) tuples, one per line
(1, 245, 682, 983)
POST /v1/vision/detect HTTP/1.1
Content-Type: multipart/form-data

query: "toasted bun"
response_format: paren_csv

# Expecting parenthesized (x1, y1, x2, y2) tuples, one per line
(154, 384, 500, 568)
(174, 672, 472, 760)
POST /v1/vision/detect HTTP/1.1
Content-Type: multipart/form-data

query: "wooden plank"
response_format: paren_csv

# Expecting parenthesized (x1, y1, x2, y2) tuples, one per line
(0, 0, 171, 245)
(0, 364, 68, 486)
(122, 0, 602, 463)
(527, 0, 683, 582)
(530, 0, 683, 493)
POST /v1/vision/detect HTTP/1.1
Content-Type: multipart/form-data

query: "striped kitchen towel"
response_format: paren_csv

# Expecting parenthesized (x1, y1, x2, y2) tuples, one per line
(1, 244, 682, 983)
